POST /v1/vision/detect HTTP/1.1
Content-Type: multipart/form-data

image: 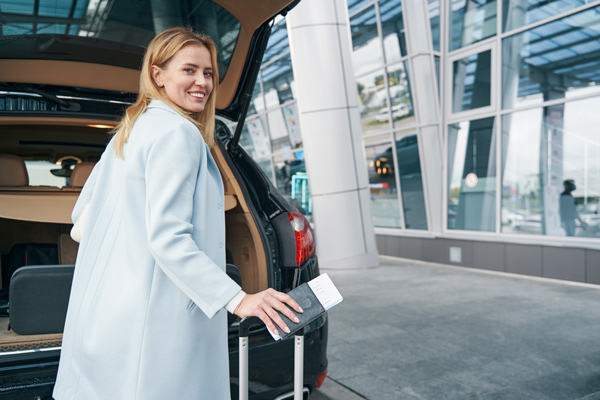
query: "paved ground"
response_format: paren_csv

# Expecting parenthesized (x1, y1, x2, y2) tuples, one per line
(310, 256, 600, 400)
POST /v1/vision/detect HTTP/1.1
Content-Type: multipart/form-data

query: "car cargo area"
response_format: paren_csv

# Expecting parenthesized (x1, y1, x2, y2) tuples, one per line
(0, 122, 267, 352)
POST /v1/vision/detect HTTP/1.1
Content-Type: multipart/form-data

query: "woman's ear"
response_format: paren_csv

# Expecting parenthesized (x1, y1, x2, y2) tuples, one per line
(150, 65, 163, 87)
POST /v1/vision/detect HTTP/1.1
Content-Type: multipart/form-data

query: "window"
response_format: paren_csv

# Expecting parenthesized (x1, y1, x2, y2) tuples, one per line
(502, 96, 600, 238)
(387, 62, 414, 127)
(365, 139, 402, 228)
(428, 0, 441, 51)
(357, 70, 389, 135)
(450, 0, 497, 51)
(24, 160, 67, 187)
(380, 0, 407, 62)
(273, 150, 311, 215)
(503, 0, 591, 32)
(350, 5, 383, 76)
(452, 50, 492, 113)
(262, 54, 295, 108)
(395, 133, 427, 229)
(448, 117, 496, 231)
(502, 6, 600, 110)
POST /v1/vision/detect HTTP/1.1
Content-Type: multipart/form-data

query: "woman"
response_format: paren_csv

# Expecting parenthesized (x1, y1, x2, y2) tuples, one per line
(53, 27, 302, 400)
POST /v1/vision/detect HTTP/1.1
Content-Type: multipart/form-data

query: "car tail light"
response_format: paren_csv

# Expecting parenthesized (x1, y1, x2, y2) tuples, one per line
(315, 370, 327, 389)
(287, 211, 315, 267)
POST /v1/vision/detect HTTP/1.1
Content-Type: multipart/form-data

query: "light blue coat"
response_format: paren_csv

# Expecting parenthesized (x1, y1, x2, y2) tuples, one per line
(53, 100, 241, 400)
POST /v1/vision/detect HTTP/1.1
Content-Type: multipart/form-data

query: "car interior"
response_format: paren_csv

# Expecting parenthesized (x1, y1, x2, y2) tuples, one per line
(0, 122, 269, 351)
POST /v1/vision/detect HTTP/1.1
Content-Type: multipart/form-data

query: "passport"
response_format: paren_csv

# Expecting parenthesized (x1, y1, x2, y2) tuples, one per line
(271, 273, 343, 341)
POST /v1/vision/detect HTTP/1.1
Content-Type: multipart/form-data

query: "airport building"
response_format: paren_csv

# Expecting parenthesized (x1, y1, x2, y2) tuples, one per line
(238, 0, 600, 283)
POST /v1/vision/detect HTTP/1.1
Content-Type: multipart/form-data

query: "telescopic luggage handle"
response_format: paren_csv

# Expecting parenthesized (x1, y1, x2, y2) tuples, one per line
(239, 317, 305, 400)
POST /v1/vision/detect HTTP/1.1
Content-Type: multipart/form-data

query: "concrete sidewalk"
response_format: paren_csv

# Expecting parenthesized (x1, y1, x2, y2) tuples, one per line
(310, 256, 600, 400)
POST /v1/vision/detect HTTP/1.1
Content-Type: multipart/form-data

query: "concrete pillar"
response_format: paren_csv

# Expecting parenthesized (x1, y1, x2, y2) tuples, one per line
(287, 0, 378, 269)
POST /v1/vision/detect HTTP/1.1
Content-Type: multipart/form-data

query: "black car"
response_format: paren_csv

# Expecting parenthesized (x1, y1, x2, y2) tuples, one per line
(0, 0, 327, 399)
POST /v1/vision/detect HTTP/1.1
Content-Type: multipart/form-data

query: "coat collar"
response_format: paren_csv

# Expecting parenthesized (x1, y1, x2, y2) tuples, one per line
(147, 99, 179, 115)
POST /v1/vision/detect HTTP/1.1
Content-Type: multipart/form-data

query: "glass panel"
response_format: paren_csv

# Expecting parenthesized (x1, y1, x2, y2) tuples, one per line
(502, 6, 600, 110)
(39, 0, 72, 17)
(502, 96, 600, 238)
(24, 161, 68, 187)
(238, 115, 272, 162)
(448, 117, 496, 231)
(268, 104, 303, 153)
(264, 19, 289, 62)
(395, 133, 427, 229)
(0, 0, 241, 79)
(387, 62, 414, 127)
(350, 5, 383, 76)
(357, 70, 389, 135)
(503, 0, 589, 32)
(380, 0, 407, 62)
(273, 150, 311, 216)
(0, 0, 34, 14)
(283, 103, 303, 149)
(450, 0, 497, 51)
(366, 140, 402, 228)
(262, 53, 295, 108)
(248, 78, 264, 115)
(428, 0, 441, 51)
(348, 0, 375, 15)
(452, 50, 492, 113)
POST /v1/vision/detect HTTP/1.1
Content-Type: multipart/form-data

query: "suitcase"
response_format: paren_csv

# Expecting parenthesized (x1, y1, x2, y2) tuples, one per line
(9, 264, 74, 335)
(238, 317, 307, 400)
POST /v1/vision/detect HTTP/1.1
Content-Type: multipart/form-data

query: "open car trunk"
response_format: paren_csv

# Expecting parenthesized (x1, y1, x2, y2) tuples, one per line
(0, 123, 268, 351)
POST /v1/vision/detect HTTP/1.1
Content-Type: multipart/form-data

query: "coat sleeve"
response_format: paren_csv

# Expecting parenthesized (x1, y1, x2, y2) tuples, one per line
(144, 121, 241, 319)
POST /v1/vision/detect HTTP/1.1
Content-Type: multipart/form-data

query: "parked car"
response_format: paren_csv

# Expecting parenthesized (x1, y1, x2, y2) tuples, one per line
(0, 1, 328, 399)
(374, 103, 411, 123)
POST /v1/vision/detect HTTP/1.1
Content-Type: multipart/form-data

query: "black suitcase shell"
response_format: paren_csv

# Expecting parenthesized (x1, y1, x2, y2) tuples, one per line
(9, 264, 74, 335)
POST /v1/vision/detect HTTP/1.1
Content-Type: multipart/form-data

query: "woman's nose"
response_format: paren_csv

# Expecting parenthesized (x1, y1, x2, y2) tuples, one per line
(195, 74, 206, 87)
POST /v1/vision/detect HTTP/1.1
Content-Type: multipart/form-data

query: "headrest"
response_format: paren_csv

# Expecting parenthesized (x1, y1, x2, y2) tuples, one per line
(0, 154, 29, 186)
(69, 162, 95, 188)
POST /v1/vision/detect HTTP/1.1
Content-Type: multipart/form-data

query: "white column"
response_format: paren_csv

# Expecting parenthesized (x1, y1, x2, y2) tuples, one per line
(287, 0, 378, 269)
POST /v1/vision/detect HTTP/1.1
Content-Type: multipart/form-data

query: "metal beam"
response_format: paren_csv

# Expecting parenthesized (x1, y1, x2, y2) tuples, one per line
(0, 13, 85, 26)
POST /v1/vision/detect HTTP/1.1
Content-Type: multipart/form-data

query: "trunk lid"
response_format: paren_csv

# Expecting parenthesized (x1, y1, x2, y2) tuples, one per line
(0, 0, 299, 126)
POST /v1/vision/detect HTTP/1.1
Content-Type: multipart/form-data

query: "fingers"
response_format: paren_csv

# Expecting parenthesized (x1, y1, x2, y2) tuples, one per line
(271, 289, 304, 314)
(234, 289, 304, 337)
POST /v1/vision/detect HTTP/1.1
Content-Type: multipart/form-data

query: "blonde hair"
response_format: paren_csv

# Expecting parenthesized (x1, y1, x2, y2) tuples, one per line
(113, 26, 219, 158)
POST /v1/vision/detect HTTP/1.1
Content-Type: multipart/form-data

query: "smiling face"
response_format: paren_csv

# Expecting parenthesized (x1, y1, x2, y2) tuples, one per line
(151, 44, 213, 113)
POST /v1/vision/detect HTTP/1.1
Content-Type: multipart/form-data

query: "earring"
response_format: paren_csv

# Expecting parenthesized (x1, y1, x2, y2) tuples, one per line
(157, 82, 163, 87)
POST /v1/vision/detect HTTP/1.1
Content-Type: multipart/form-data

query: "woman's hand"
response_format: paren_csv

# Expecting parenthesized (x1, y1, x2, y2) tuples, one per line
(234, 288, 303, 337)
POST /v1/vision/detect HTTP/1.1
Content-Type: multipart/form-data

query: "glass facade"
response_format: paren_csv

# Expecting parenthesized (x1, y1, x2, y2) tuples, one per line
(237, 18, 311, 217)
(349, 0, 427, 231)
(448, 0, 600, 241)
(241, 0, 600, 246)
(448, 118, 497, 232)
(365, 139, 402, 228)
(502, 6, 600, 110)
(450, 0, 497, 51)
(502, 97, 600, 238)
(503, 0, 591, 32)
(452, 50, 492, 113)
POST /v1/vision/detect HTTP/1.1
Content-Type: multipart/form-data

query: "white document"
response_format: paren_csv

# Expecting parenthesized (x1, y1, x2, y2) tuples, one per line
(307, 273, 343, 310)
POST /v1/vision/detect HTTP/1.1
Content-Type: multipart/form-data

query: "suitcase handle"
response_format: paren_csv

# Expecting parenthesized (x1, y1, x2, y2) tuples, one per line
(239, 316, 262, 338)
(239, 317, 305, 400)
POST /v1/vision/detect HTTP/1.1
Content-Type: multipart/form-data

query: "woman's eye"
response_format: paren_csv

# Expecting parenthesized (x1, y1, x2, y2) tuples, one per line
(204, 71, 213, 77)
(184, 68, 194, 73)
